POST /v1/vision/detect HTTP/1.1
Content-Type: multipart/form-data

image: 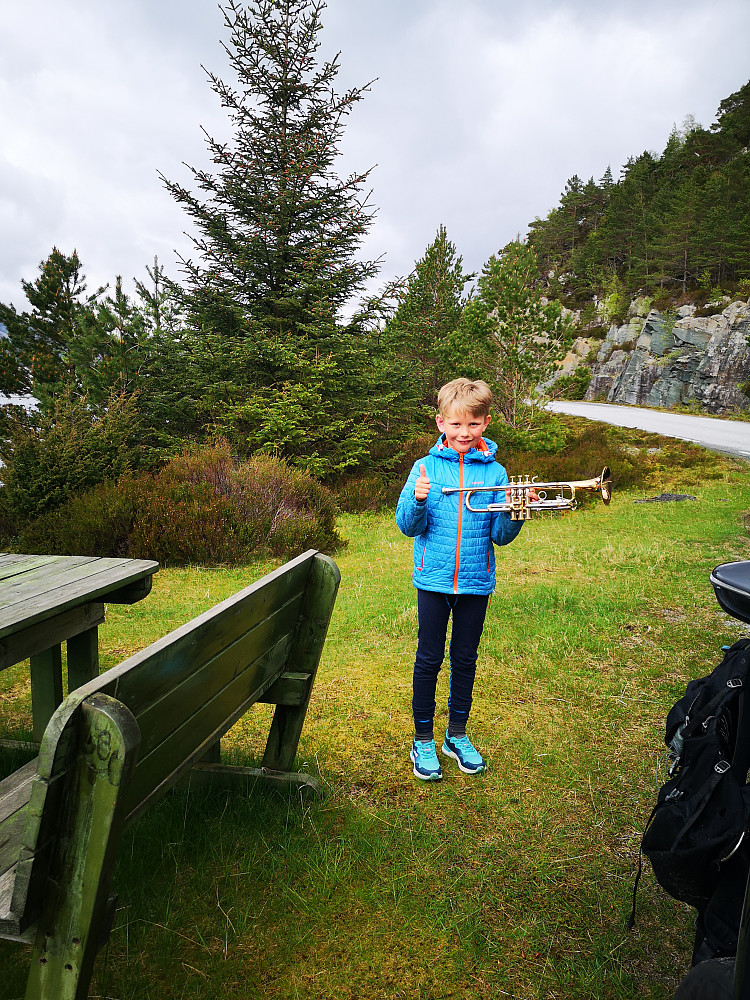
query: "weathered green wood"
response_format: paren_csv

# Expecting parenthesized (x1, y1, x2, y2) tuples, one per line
(66, 626, 100, 692)
(189, 762, 322, 798)
(0, 760, 37, 877)
(0, 603, 104, 672)
(24, 694, 140, 1000)
(0, 555, 83, 585)
(262, 555, 340, 771)
(53, 555, 310, 724)
(0, 557, 158, 637)
(30, 646, 63, 743)
(0, 549, 340, 999)
(6, 697, 86, 936)
(103, 577, 153, 605)
(121, 636, 294, 823)
(201, 741, 221, 765)
(105, 558, 311, 711)
(131, 603, 299, 755)
(0, 558, 102, 611)
(259, 672, 311, 707)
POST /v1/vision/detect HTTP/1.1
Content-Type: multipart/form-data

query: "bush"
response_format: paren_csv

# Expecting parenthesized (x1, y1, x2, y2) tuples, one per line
(503, 420, 638, 495)
(0, 389, 142, 531)
(554, 365, 592, 400)
(18, 443, 342, 565)
(334, 433, 436, 513)
(492, 411, 569, 457)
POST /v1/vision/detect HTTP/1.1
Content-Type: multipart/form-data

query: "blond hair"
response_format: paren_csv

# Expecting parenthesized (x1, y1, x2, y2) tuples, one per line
(437, 378, 493, 418)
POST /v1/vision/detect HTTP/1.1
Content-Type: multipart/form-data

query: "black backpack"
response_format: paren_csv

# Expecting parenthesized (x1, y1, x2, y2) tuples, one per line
(633, 638, 750, 961)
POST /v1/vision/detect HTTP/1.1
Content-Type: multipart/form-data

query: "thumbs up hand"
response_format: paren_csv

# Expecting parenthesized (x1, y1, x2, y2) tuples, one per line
(414, 464, 430, 502)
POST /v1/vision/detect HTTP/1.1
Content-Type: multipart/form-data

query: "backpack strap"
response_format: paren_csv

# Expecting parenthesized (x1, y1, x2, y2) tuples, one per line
(629, 801, 660, 930)
(669, 759, 732, 851)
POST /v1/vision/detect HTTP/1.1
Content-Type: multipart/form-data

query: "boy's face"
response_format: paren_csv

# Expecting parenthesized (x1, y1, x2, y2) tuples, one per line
(436, 406, 491, 454)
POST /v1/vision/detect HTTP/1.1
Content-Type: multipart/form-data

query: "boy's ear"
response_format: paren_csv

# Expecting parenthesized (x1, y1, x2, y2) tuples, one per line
(435, 413, 444, 432)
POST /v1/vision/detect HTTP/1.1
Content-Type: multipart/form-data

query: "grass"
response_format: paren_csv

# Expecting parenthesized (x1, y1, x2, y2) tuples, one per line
(0, 444, 748, 999)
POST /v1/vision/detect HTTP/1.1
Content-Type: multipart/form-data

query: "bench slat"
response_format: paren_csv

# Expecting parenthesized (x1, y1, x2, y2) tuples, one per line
(0, 760, 37, 878)
(68, 552, 314, 717)
(132, 598, 301, 757)
(122, 634, 294, 822)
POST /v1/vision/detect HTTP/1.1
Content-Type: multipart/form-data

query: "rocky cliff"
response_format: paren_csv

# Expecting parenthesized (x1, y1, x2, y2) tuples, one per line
(564, 299, 750, 415)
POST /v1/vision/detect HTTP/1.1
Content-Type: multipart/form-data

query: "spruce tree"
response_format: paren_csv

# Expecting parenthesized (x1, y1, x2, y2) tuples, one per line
(0, 248, 104, 405)
(383, 226, 471, 425)
(161, 0, 380, 336)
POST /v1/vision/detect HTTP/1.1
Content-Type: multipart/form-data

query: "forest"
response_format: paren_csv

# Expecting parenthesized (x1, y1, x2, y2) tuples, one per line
(528, 81, 750, 311)
(0, 0, 747, 565)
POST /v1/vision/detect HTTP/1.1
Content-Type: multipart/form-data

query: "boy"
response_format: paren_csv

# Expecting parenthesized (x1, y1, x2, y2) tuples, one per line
(396, 378, 526, 781)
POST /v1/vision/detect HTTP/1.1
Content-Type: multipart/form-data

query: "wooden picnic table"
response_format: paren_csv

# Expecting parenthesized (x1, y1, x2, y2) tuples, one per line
(0, 553, 159, 741)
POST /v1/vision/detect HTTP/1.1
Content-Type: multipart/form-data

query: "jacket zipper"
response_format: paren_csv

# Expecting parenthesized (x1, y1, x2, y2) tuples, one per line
(452, 453, 463, 593)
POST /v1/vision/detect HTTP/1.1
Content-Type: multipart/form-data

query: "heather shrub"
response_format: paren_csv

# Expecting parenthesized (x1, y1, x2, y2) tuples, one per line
(18, 444, 342, 565)
(504, 421, 638, 495)
(127, 480, 238, 565)
(19, 477, 142, 557)
(335, 473, 394, 513)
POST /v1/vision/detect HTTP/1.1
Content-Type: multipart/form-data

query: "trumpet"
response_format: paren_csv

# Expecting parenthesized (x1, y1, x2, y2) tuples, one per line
(442, 467, 612, 520)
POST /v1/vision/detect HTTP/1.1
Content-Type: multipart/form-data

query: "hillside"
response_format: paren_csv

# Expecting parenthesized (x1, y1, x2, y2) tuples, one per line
(528, 79, 750, 313)
(552, 294, 750, 414)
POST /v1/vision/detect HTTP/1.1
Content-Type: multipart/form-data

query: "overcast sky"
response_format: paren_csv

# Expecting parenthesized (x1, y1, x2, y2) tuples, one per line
(1, 0, 749, 313)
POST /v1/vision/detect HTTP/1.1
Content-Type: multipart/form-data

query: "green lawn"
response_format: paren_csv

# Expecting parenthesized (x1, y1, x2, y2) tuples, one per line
(0, 456, 748, 999)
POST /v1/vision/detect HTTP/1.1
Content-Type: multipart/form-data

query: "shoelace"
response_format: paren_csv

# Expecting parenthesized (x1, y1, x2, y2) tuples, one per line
(415, 741, 437, 761)
(451, 735, 480, 758)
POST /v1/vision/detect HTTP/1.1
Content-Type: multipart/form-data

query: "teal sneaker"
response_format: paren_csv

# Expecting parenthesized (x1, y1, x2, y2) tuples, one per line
(410, 739, 443, 781)
(441, 732, 486, 774)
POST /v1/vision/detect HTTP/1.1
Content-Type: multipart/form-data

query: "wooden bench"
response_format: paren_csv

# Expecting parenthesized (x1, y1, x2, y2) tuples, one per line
(0, 549, 339, 1000)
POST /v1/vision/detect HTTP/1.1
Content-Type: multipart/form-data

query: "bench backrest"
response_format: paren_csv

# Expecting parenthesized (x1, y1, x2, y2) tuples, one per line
(1, 549, 339, 944)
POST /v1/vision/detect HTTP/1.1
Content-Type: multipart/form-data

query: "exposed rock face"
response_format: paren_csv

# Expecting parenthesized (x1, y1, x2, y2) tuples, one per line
(581, 300, 750, 414)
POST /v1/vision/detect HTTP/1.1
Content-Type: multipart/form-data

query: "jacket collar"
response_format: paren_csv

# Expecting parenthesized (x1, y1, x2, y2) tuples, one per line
(431, 435, 497, 463)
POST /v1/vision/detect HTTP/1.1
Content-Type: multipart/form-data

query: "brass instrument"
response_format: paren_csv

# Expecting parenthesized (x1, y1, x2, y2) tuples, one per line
(442, 466, 612, 520)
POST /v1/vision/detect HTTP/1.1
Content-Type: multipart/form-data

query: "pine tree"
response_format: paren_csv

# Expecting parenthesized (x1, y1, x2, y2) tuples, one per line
(161, 0, 380, 336)
(450, 242, 572, 432)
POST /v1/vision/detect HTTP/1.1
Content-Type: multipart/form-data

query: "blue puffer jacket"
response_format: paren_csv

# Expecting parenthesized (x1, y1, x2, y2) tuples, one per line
(396, 436, 523, 595)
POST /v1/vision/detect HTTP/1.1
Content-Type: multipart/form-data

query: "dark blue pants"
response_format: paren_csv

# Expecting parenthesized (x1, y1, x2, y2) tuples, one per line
(412, 589, 489, 738)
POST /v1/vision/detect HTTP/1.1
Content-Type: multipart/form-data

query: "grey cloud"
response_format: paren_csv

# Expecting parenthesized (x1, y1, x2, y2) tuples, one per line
(1, 0, 749, 310)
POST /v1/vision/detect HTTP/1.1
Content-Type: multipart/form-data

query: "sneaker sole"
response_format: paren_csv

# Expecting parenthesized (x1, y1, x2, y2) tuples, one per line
(410, 750, 442, 781)
(441, 743, 486, 775)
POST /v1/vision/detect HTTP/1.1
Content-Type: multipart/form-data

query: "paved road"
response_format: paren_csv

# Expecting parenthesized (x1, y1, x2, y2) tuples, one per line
(546, 401, 750, 459)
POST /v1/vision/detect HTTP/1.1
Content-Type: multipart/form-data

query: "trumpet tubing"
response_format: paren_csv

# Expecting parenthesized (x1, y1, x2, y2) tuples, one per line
(442, 467, 612, 520)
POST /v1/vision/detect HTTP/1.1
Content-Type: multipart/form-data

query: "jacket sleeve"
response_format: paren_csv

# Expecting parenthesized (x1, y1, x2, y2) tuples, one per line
(491, 510, 524, 546)
(489, 463, 524, 546)
(396, 460, 429, 538)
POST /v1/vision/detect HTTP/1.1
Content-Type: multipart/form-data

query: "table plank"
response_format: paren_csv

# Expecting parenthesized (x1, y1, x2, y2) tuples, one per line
(0, 558, 158, 636)
(0, 557, 145, 607)
(0, 602, 105, 670)
(0, 555, 93, 584)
